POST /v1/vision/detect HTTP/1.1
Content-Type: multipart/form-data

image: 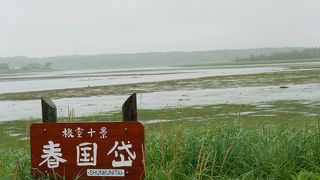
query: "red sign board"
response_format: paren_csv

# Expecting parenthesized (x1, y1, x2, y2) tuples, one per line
(30, 122, 145, 179)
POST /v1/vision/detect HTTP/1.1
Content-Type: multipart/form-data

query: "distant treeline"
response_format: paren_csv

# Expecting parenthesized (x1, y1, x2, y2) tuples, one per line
(238, 47, 320, 61)
(0, 62, 52, 73)
(0, 47, 303, 71)
(1, 47, 318, 73)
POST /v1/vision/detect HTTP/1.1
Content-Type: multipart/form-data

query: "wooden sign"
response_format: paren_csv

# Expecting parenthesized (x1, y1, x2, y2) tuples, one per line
(30, 122, 145, 179)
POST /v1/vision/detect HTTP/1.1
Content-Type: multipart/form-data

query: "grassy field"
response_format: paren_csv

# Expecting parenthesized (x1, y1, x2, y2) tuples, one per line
(2, 121, 320, 179)
(1, 101, 320, 179)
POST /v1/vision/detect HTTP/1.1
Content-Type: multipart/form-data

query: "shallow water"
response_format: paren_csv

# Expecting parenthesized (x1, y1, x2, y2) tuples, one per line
(1, 83, 319, 121)
(0, 66, 285, 94)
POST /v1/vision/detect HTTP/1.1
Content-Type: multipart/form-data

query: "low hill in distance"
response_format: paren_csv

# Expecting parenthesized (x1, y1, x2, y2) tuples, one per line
(0, 47, 303, 72)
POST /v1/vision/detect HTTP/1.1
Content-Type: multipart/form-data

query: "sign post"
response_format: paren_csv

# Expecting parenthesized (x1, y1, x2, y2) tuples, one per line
(31, 94, 145, 179)
(30, 122, 145, 179)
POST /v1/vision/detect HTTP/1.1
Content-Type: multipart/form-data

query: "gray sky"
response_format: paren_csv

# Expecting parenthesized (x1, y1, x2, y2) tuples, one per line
(0, 0, 319, 57)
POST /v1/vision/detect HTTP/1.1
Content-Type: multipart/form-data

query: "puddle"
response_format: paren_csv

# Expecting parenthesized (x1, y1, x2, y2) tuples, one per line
(143, 119, 177, 124)
(240, 112, 255, 115)
(250, 114, 277, 117)
(20, 137, 29, 141)
(10, 133, 22, 137)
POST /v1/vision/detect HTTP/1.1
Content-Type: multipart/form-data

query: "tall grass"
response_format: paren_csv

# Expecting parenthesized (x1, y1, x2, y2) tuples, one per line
(2, 123, 320, 179)
(0, 149, 31, 179)
(145, 123, 320, 179)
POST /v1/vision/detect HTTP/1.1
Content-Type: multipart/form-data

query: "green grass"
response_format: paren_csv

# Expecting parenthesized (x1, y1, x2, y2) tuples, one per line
(1, 101, 320, 179)
(2, 122, 320, 179)
(146, 122, 320, 179)
(1, 100, 319, 150)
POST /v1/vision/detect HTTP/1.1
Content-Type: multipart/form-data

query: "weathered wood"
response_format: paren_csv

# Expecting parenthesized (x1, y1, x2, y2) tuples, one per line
(122, 93, 137, 121)
(41, 96, 57, 123)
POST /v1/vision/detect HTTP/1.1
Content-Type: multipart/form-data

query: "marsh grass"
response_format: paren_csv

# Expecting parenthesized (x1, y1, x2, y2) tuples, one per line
(1, 102, 320, 179)
(1, 122, 320, 179)
(145, 123, 320, 179)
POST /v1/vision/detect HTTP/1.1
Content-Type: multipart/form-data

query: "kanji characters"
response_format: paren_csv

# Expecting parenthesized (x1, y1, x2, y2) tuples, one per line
(39, 140, 67, 168)
(62, 128, 74, 138)
(99, 127, 108, 139)
(87, 128, 96, 137)
(76, 127, 84, 138)
(39, 127, 138, 169)
(107, 141, 136, 167)
(61, 127, 109, 139)
(76, 142, 97, 166)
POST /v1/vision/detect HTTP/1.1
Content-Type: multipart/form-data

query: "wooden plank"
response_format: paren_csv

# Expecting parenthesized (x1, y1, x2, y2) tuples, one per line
(122, 93, 137, 121)
(30, 122, 145, 179)
(41, 96, 57, 123)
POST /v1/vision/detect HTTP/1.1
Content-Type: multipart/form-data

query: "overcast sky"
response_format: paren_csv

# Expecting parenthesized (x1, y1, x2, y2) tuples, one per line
(0, 0, 319, 57)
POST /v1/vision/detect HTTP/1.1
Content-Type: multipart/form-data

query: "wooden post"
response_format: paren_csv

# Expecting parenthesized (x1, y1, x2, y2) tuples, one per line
(41, 96, 57, 123)
(122, 93, 137, 121)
